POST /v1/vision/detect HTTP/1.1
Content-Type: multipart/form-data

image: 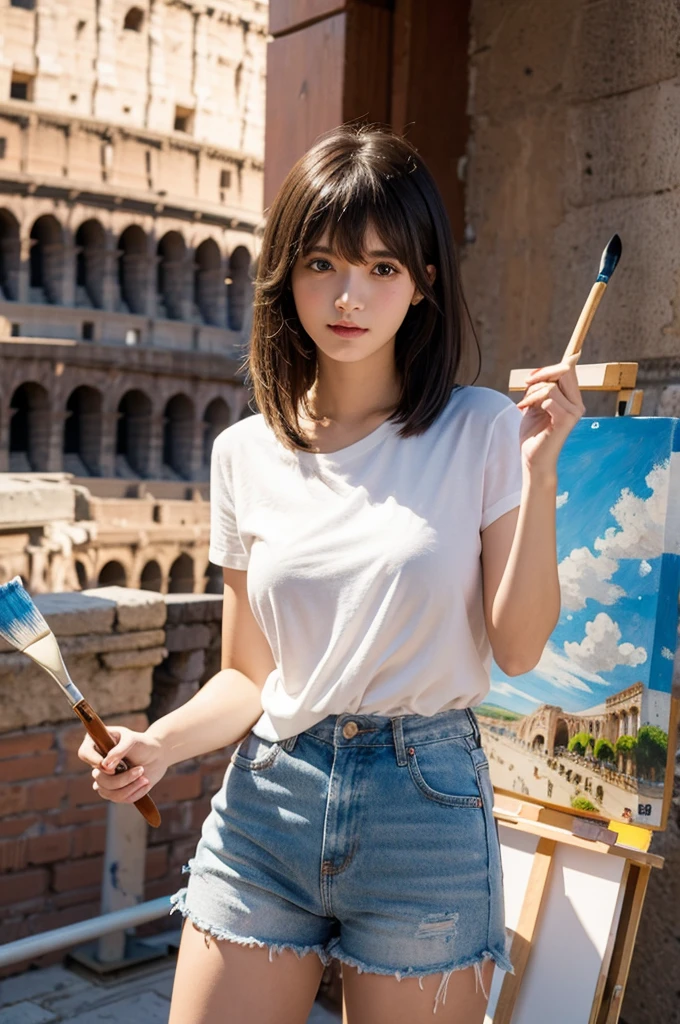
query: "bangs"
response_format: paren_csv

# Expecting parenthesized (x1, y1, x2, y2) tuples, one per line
(298, 166, 427, 277)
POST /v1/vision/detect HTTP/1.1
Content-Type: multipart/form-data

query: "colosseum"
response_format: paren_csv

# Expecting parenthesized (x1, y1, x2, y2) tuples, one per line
(0, 0, 267, 594)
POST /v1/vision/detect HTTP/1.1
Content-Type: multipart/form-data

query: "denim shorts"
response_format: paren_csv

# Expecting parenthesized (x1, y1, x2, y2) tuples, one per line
(170, 708, 514, 1013)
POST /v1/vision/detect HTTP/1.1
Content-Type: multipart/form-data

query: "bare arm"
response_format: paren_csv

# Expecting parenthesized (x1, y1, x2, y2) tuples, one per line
(480, 354, 584, 678)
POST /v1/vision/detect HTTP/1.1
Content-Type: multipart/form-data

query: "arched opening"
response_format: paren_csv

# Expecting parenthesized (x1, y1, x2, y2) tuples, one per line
(75, 560, 88, 589)
(140, 560, 162, 592)
(63, 386, 103, 476)
(0, 209, 20, 301)
(554, 720, 569, 749)
(157, 231, 186, 320)
(30, 215, 64, 304)
(168, 553, 194, 593)
(116, 389, 153, 477)
(118, 225, 147, 315)
(9, 382, 50, 471)
(202, 397, 230, 467)
(98, 561, 127, 588)
(532, 734, 545, 752)
(162, 393, 194, 480)
(194, 239, 223, 325)
(204, 562, 223, 594)
(123, 6, 144, 30)
(227, 246, 251, 331)
(75, 219, 106, 309)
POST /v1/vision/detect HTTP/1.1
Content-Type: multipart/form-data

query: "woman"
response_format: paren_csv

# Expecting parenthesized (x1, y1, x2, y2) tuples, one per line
(79, 124, 584, 1023)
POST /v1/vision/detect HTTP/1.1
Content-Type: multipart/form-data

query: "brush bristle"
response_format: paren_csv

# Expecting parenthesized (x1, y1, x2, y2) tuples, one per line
(596, 233, 622, 283)
(0, 576, 51, 651)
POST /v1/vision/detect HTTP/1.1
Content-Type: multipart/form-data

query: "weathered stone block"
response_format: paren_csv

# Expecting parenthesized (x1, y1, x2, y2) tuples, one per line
(165, 593, 223, 624)
(81, 586, 166, 632)
(165, 649, 205, 683)
(164, 624, 212, 652)
(100, 647, 168, 671)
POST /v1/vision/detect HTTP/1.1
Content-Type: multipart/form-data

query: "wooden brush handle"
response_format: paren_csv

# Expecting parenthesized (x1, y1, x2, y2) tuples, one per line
(562, 280, 607, 361)
(73, 699, 161, 828)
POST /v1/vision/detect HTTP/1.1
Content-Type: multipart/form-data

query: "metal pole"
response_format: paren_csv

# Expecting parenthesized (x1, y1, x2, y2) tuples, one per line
(0, 897, 172, 969)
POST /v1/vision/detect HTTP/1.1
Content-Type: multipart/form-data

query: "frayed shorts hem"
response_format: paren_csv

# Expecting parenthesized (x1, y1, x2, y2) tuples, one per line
(168, 887, 333, 967)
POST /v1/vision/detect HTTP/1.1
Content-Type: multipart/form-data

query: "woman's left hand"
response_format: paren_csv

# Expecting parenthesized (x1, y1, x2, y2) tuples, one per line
(516, 352, 586, 474)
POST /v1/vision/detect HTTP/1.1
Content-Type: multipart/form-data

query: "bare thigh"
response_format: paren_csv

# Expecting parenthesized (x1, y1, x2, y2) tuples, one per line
(168, 919, 326, 1024)
(342, 959, 495, 1024)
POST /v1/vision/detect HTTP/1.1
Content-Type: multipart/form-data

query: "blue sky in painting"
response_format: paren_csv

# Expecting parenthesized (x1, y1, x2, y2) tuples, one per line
(488, 417, 680, 717)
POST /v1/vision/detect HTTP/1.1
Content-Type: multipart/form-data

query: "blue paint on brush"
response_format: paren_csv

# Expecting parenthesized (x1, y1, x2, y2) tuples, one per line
(596, 233, 622, 283)
(0, 576, 51, 651)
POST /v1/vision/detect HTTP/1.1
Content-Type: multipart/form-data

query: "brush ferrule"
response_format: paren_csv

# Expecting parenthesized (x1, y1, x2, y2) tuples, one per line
(22, 633, 84, 706)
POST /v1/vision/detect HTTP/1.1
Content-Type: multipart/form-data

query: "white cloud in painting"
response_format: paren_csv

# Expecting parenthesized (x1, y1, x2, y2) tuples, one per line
(558, 461, 669, 611)
(639, 560, 652, 577)
(564, 613, 647, 673)
(531, 642, 605, 693)
(556, 492, 569, 509)
(559, 546, 625, 611)
(661, 646, 674, 661)
(490, 681, 543, 706)
(595, 462, 668, 560)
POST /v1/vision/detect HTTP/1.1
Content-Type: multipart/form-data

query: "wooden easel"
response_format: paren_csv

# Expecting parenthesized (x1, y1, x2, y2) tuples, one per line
(484, 361, 676, 1024)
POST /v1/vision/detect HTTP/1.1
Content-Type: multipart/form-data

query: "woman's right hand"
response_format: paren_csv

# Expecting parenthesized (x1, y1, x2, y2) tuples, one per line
(77, 725, 170, 805)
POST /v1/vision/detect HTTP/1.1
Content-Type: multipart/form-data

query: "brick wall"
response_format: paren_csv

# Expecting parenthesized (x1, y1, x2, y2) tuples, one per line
(0, 586, 229, 977)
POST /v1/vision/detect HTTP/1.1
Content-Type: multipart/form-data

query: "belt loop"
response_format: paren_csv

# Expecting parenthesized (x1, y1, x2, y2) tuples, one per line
(465, 708, 481, 746)
(391, 717, 408, 766)
(280, 734, 298, 753)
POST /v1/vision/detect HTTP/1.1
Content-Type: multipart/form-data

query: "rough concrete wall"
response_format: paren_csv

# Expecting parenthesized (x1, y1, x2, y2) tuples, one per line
(463, 0, 680, 418)
(463, 3, 680, 1020)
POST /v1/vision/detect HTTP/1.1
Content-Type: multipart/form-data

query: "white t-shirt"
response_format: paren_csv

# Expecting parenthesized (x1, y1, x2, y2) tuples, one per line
(209, 385, 524, 741)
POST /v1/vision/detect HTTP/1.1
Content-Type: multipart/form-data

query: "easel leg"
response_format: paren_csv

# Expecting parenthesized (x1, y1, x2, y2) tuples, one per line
(595, 863, 652, 1024)
(493, 837, 557, 1024)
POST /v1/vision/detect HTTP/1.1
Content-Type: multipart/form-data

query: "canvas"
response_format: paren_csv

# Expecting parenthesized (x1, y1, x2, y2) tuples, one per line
(478, 416, 680, 829)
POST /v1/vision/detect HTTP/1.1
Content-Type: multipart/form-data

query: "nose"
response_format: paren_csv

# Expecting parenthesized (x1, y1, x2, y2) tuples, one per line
(334, 271, 365, 314)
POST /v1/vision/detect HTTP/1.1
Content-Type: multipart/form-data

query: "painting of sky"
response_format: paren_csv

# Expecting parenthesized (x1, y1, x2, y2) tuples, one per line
(489, 417, 680, 720)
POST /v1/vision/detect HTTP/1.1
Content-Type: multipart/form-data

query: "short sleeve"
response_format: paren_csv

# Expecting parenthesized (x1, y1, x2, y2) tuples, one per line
(208, 434, 249, 570)
(480, 401, 524, 531)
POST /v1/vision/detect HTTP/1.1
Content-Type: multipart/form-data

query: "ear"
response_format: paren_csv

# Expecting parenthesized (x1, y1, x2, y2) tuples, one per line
(411, 264, 437, 305)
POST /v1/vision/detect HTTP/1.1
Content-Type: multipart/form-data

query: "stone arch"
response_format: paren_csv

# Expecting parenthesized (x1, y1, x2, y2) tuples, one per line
(118, 225, 147, 314)
(157, 231, 186, 320)
(202, 397, 230, 467)
(532, 734, 545, 751)
(204, 562, 223, 594)
(140, 560, 162, 592)
(123, 6, 144, 30)
(9, 382, 50, 471)
(227, 245, 251, 331)
(163, 393, 195, 479)
(194, 238, 223, 325)
(0, 209, 20, 301)
(75, 219, 106, 309)
(168, 553, 194, 593)
(98, 561, 127, 587)
(64, 385, 103, 476)
(116, 389, 153, 477)
(30, 215, 64, 304)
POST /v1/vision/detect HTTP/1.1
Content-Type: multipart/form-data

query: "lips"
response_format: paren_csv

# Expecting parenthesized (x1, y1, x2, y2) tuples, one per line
(329, 324, 368, 338)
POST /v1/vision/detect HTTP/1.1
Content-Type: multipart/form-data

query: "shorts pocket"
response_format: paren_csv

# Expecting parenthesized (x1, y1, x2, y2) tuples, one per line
(406, 736, 484, 808)
(231, 730, 281, 771)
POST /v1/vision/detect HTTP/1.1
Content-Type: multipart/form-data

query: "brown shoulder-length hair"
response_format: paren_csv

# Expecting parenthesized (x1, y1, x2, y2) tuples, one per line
(247, 123, 479, 452)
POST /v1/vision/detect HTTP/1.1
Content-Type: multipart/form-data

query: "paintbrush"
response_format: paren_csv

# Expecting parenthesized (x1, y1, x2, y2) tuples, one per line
(0, 577, 161, 828)
(562, 234, 622, 362)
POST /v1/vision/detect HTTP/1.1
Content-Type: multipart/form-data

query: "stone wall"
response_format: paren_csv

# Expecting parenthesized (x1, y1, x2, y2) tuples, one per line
(0, 585, 231, 977)
(463, 0, 680, 419)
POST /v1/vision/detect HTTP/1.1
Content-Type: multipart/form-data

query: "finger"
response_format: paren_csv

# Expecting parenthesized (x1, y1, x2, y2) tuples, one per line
(101, 734, 135, 774)
(525, 357, 580, 385)
(93, 764, 146, 793)
(78, 734, 109, 769)
(122, 777, 151, 804)
(517, 383, 557, 408)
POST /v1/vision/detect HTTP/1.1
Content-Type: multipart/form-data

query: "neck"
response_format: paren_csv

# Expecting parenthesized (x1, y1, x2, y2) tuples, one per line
(306, 349, 401, 426)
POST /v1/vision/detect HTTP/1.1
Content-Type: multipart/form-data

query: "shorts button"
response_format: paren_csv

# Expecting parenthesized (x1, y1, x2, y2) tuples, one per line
(342, 721, 359, 739)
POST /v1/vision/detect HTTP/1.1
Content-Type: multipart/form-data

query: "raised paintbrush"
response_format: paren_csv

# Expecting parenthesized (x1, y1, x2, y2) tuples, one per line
(562, 233, 622, 361)
(0, 576, 161, 828)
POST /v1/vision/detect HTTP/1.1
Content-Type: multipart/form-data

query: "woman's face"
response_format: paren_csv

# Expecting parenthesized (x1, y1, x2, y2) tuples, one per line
(290, 223, 435, 366)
